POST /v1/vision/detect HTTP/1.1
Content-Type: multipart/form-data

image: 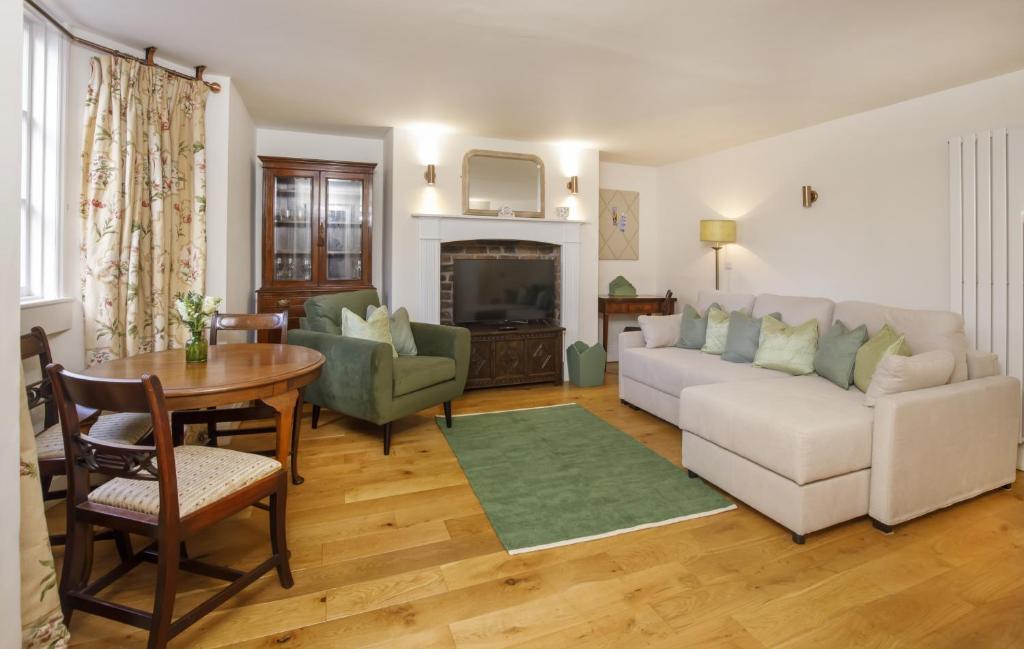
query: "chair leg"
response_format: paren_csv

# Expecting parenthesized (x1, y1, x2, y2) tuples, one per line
(383, 422, 392, 455)
(206, 406, 218, 447)
(60, 517, 95, 625)
(171, 418, 185, 447)
(113, 531, 134, 562)
(291, 396, 304, 485)
(269, 478, 294, 589)
(148, 534, 180, 649)
(311, 405, 321, 429)
(443, 400, 453, 428)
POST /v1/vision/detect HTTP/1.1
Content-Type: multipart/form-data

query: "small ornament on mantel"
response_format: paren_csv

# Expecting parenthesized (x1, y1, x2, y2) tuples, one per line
(497, 205, 515, 217)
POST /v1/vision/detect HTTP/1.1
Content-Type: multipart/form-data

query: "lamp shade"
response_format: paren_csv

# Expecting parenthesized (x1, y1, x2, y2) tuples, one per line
(700, 219, 737, 245)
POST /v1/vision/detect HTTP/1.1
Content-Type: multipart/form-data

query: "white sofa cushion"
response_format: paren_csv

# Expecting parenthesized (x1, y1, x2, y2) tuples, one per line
(752, 294, 835, 337)
(864, 350, 955, 406)
(680, 375, 874, 485)
(620, 345, 788, 398)
(833, 301, 968, 383)
(696, 290, 755, 314)
(637, 313, 682, 348)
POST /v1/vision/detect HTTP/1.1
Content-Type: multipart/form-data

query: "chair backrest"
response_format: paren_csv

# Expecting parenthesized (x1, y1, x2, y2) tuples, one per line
(304, 289, 380, 334)
(21, 326, 57, 429)
(46, 364, 180, 520)
(209, 311, 288, 344)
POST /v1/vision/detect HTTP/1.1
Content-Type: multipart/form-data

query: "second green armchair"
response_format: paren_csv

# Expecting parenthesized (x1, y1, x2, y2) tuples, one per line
(289, 289, 470, 454)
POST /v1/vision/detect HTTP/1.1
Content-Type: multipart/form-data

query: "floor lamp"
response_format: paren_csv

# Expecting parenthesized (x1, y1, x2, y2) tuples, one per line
(700, 219, 737, 290)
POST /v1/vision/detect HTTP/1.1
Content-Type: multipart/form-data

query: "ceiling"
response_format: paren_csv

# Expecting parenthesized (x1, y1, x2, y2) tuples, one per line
(45, 0, 1024, 164)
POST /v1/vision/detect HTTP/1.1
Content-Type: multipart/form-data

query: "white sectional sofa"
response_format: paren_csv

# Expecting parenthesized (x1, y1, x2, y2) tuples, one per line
(619, 290, 1021, 543)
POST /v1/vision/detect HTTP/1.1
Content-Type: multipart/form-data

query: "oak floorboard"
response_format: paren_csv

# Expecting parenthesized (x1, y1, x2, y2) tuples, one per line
(50, 374, 1023, 648)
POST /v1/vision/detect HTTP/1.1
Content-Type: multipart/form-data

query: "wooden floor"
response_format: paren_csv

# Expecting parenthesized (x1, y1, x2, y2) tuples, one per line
(53, 370, 1024, 648)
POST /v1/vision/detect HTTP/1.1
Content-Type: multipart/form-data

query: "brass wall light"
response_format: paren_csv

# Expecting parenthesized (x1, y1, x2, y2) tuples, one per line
(424, 164, 437, 185)
(802, 185, 818, 208)
(566, 176, 579, 194)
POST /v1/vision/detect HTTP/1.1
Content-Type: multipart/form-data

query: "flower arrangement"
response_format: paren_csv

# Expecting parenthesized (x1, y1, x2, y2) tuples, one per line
(174, 290, 222, 363)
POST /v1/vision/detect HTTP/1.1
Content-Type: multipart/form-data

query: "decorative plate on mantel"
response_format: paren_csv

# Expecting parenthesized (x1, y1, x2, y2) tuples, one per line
(497, 206, 515, 217)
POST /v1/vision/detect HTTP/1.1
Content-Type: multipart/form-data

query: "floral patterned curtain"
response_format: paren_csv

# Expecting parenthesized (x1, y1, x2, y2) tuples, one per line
(80, 55, 209, 365)
(20, 368, 71, 648)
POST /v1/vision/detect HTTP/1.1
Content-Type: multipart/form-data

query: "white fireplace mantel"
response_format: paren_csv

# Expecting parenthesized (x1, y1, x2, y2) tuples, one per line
(412, 213, 583, 351)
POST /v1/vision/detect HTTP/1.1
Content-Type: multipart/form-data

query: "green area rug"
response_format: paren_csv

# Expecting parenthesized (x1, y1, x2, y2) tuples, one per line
(437, 403, 734, 554)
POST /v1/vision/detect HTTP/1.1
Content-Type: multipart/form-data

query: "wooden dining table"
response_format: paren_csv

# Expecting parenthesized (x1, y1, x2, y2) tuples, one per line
(82, 343, 325, 465)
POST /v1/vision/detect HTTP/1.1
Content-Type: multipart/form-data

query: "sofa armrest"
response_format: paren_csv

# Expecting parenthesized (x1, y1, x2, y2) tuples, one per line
(409, 322, 471, 391)
(619, 330, 645, 351)
(870, 375, 1021, 526)
(288, 329, 394, 422)
(967, 350, 1001, 379)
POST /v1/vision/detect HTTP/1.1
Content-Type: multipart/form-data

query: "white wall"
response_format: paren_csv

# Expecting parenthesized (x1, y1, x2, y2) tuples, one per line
(2, 0, 25, 640)
(598, 162, 659, 361)
(254, 128, 385, 293)
(657, 69, 1024, 311)
(387, 128, 601, 345)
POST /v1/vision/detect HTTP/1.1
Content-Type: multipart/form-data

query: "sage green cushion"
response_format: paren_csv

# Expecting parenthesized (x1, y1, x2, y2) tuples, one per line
(306, 289, 381, 334)
(393, 356, 456, 397)
(367, 305, 418, 356)
(677, 302, 721, 349)
(700, 306, 730, 355)
(342, 306, 398, 358)
(753, 315, 819, 375)
(814, 320, 869, 389)
(854, 324, 910, 392)
(722, 311, 781, 363)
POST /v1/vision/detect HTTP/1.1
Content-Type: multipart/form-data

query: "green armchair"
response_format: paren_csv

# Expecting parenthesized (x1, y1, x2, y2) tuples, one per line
(289, 289, 470, 454)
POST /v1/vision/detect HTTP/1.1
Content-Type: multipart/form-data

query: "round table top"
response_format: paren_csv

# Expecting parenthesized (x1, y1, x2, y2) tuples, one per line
(82, 344, 325, 399)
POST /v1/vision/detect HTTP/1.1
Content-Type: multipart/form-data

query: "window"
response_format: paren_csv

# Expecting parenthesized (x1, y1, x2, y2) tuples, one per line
(20, 9, 66, 303)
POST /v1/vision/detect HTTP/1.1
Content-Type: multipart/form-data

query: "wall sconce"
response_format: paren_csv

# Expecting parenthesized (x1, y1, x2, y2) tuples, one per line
(802, 185, 818, 208)
(424, 164, 437, 185)
(566, 176, 579, 194)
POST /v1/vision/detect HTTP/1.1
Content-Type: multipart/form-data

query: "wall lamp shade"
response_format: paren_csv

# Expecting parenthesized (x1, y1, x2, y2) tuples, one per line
(802, 185, 818, 207)
(699, 219, 737, 245)
(566, 175, 579, 194)
(699, 219, 736, 291)
(424, 164, 437, 185)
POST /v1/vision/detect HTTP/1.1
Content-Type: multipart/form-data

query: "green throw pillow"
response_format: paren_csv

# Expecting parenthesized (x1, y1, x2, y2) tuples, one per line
(677, 302, 721, 349)
(722, 311, 781, 363)
(814, 320, 868, 389)
(854, 324, 910, 392)
(753, 315, 819, 375)
(367, 305, 418, 356)
(700, 306, 730, 355)
(342, 306, 398, 358)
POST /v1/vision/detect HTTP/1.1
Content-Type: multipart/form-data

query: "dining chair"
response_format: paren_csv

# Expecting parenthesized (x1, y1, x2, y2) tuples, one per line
(22, 326, 150, 557)
(171, 311, 307, 484)
(48, 363, 293, 649)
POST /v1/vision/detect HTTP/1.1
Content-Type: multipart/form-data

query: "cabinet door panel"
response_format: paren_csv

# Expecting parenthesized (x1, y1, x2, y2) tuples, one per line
(263, 170, 319, 287)
(320, 173, 371, 286)
(493, 340, 525, 381)
(526, 336, 559, 378)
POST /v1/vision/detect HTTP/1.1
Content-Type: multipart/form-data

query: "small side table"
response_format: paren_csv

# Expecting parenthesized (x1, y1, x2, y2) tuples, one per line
(598, 291, 677, 353)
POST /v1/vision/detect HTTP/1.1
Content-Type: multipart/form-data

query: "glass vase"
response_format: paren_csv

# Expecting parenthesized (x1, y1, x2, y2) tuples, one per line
(185, 333, 208, 364)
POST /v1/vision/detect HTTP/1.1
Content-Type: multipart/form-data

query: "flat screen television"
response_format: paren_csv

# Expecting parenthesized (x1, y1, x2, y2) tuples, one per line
(453, 258, 557, 324)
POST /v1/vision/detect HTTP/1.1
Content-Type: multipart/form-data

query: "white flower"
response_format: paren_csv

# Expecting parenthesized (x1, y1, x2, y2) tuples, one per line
(175, 299, 190, 322)
(202, 295, 222, 316)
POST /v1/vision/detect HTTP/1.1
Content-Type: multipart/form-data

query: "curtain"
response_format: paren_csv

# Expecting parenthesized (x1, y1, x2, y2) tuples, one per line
(20, 368, 71, 648)
(80, 55, 209, 365)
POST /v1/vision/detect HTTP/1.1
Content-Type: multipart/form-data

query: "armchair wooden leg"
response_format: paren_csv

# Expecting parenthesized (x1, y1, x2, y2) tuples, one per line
(149, 533, 180, 649)
(269, 476, 294, 589)
(290, 396, 304, 485)
(383, 422, 392, 455)
(443, 401, 453, 428)
(311, 405, 321, 429)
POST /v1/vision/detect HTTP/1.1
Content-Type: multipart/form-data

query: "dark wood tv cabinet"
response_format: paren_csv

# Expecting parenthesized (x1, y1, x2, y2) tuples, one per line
(463, 323, 565, 389)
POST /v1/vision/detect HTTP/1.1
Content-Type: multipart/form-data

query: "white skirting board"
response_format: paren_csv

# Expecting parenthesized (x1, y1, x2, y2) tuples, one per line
(949, 129, 1024, 468)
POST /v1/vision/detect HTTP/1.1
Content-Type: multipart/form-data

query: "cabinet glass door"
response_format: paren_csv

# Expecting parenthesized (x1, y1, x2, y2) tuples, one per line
(323, 177, 364, 282)
(272, 175, 314, 281)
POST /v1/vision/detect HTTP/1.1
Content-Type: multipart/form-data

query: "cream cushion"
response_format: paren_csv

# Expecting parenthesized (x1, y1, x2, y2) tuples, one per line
(638, 313, 683, 348)
(681, 375, 874, 485)
(620, 346, 788, 398)
(88, 445, 281, 517)
(833, 301, 968, 383)
(752, 294, 835, 339)
(864, 350, 955, 407)
(35, 412, 153, 461)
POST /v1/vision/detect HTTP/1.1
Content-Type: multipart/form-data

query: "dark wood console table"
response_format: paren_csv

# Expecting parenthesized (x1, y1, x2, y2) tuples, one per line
(464, 323, 565, 389)
(598, 292, 677, 352)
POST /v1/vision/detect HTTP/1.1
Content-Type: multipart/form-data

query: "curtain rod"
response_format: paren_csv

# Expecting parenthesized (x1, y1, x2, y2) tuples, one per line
(24, 0, 221, 93)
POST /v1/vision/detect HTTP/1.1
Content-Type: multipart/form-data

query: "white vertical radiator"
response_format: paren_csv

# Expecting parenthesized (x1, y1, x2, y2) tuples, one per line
(948, 129, 1024, 468)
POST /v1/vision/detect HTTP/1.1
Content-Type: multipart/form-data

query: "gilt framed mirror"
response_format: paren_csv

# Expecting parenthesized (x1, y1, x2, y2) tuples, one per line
(461, 149, 545, 218)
